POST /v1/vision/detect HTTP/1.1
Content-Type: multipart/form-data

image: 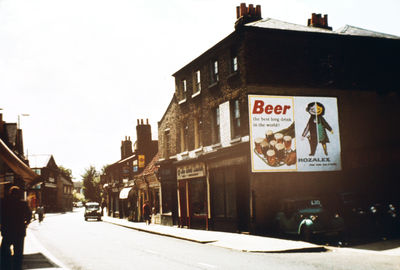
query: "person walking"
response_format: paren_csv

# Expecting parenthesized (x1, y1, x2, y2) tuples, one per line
(142, 200, 151, 225)
(36, 205, 44, 224)
(0, 186, 32, 270)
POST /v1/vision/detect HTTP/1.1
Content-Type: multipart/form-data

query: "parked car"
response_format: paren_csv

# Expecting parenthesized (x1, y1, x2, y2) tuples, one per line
(84, 202, 102, 221)
(275, 197, 345, 241)
(368, 200, 400, 237)
(333, 192, 370, 237)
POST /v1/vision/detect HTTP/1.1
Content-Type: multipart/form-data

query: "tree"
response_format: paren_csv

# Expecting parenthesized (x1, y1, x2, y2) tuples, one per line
(59, 165, 73, 180)
(82, 166, 101, 203)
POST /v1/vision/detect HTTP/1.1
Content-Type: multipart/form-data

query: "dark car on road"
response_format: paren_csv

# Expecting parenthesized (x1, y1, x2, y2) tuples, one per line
(84, 202, 102, 221)
(275, 197, 345, 241)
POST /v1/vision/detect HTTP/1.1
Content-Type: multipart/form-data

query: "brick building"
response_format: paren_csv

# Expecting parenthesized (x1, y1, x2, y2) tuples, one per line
(102, 119, 158, 219)
(157, 4, 400, 234)
(0, 113, 40, 200)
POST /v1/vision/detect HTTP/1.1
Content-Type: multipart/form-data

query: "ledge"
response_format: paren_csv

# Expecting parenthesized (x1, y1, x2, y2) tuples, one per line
(191, 91, 201, 98)
(178, 98, 187, 105)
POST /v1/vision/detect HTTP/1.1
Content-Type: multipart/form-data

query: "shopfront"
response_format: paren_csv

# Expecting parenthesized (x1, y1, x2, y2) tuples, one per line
(177, 162, 208, 229)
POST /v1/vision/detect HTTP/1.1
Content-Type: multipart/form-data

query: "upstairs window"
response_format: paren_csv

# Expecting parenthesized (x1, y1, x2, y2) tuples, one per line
(210, 60, 219, 83)
(231, 99, 241, 139)
(193, 70, 201, 95)
(212, 107, 220, 144)
(180, 122, 188, 152)
(194, 116, 202, 149)
(164, 129, 170, 158)
(181, 80, 187, 100)
(231, 50, 238, 73)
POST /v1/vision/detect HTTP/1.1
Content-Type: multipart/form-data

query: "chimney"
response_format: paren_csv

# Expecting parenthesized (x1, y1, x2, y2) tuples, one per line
(121, 136, 133, 159)
(235, 3, 262, 29)
(307, 13, 332, 30)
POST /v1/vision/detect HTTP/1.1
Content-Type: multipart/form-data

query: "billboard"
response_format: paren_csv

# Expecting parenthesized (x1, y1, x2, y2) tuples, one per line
(248, 95, 341, 172)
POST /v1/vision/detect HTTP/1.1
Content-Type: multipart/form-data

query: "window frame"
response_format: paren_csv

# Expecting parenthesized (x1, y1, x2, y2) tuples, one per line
(210, 59, 219, 84)
(230, 99, 241, 139)
(193, 70, 201, 96)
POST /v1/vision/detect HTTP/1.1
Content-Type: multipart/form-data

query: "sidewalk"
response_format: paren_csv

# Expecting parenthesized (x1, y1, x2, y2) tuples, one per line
(23, 229, 70, 270)
(102, 215, 325, 253)
(103, 215, 400, 255)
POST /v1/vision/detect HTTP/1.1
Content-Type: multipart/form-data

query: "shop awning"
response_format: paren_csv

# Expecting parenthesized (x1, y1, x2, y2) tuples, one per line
(0, 138, 40, 185)
(119, 187, 133, 199)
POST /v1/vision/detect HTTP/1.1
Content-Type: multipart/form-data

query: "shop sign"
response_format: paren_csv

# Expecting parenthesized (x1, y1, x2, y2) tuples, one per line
(248, 95, 341, 172)
(138, 155, 145, 168)
(177, 162, 206, 180)
(44, 182, 57, 188)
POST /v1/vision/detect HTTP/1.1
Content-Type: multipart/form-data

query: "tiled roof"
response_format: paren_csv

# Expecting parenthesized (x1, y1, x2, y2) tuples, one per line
(138, 152, 160, 177)
(246, 18, 400, 39)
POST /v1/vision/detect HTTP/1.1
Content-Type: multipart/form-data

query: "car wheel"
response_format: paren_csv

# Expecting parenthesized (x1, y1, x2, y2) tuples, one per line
(85, 217, 88, 221)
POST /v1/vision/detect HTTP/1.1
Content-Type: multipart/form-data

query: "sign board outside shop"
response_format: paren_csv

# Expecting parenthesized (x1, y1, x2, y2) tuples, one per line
(138, 155, 145, 168)
(177, 162, 206, 180)
(248, 95, 341, 172)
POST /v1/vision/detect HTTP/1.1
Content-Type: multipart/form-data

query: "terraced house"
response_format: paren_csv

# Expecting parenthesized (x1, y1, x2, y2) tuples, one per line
(157, 3, 400, 234)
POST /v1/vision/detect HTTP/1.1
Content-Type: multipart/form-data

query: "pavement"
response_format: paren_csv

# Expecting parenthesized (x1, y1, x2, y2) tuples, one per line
(19, 214, 400, 269)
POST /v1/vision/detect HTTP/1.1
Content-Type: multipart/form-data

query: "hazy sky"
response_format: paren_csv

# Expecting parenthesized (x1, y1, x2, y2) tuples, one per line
(1, 0, 399, 180)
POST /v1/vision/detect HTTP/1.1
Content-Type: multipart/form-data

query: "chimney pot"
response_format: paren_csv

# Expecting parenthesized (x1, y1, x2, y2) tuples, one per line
(236, 6, 240, 19)
(141, 119, 144, 125)
(146, 118, 149, 125)
(256, 5, 261, 18)
(249, 4, 255, 16)
(240, 3, 247, 17)
(137, 119, 139, 125)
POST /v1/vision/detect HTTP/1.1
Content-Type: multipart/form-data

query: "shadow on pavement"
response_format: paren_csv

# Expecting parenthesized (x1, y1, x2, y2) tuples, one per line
(351, 238, 400, 252)
(23, 253, 59, 269)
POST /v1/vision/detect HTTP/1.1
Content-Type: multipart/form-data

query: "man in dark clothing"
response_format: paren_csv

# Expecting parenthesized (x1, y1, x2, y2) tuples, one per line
(142, 201, 151, 225)
(1, 186, 32, 270)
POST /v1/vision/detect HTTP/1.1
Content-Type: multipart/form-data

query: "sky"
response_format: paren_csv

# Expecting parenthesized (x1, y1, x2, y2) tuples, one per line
(1, 0, 399, 180)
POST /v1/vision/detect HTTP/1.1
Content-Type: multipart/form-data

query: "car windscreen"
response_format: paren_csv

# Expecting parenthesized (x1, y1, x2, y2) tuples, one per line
(86, 205, 99, 210)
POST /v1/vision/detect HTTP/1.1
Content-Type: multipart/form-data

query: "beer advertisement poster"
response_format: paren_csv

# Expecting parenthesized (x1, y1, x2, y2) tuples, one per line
(248, 95, 342, 172)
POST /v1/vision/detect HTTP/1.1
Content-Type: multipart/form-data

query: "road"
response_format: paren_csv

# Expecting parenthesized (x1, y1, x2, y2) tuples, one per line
(27, 208, 400, 270)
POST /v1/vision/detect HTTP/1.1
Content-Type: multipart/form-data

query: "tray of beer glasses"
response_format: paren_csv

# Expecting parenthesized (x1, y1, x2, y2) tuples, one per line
(254, 131, 296, 167)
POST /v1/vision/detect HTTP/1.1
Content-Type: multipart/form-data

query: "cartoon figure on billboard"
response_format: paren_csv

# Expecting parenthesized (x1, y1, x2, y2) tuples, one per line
(302, 102, 333, 156)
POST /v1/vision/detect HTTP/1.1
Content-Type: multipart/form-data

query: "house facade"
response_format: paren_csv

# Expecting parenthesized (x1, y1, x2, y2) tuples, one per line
(157, 4, 400, 234)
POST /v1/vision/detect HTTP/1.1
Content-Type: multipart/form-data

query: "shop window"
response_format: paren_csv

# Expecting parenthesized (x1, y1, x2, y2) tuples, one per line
(190, 178, 207, 216)
(211, 169, 237, 219)
(230, 99, 241, 139)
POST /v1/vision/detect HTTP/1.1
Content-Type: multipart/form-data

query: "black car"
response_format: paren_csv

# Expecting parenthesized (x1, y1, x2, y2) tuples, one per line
(275, 197, 345, 241)
(84, 202, 102, 221)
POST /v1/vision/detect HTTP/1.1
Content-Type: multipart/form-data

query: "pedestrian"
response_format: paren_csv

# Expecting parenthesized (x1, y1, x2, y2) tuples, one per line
(142, 200, 151, 225)
(36, 205, 44, 224)
(0, 186, 32, 270)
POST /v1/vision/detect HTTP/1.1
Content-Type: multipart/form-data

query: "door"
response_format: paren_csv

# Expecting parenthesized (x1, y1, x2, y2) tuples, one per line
(178, 181, 188, 227)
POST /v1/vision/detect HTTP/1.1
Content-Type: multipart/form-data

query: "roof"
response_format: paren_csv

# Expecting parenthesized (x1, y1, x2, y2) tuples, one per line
(335, 25, 400, 39)
(0, 138, 40, 184)
(247, 18, 334, 34)
(28, 155, 52, 169)
(247, 18, 400, 39)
